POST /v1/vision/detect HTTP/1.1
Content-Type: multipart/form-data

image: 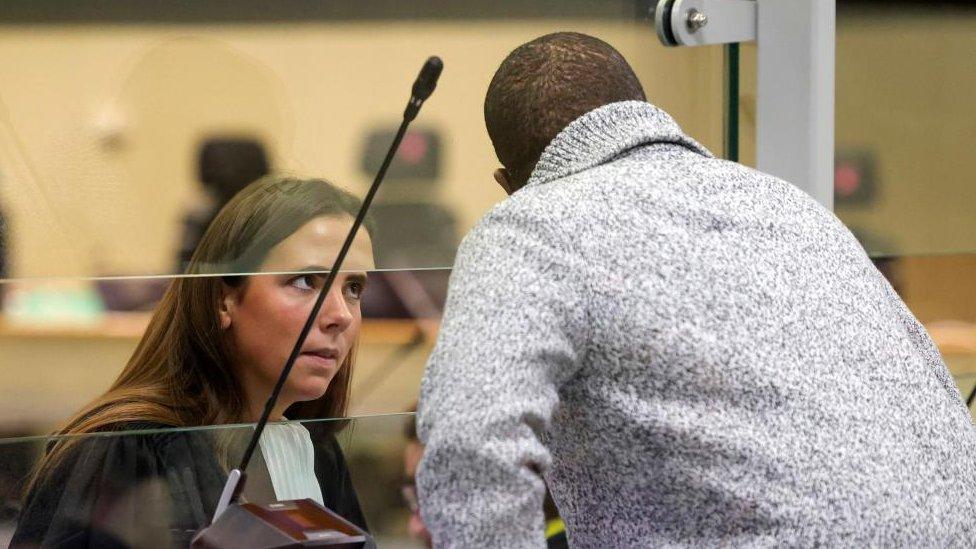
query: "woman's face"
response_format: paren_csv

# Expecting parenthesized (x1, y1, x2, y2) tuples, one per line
(220, 214, 374, 418)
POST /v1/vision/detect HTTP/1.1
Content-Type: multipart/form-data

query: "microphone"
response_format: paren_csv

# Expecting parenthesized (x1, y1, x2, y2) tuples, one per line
(192, 56, 443, 549)
(404, 56, 443, 121)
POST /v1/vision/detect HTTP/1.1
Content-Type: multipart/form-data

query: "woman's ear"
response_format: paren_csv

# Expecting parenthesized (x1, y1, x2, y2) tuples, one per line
(219, 283, 239, 330)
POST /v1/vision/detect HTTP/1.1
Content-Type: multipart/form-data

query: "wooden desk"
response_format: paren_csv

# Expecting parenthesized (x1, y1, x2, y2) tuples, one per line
(0, 314, 438, 428)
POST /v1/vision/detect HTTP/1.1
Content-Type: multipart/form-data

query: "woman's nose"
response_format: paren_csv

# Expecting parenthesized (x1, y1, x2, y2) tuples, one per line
(317, 285, 353, 333)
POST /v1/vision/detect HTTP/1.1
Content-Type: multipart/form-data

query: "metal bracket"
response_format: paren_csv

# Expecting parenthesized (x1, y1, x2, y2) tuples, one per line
(655, 0, 757, 47)
(653, 0, 835, 211)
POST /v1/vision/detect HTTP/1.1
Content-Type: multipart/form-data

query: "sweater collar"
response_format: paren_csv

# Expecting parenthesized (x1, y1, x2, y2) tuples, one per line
(525, 100, 713, 189)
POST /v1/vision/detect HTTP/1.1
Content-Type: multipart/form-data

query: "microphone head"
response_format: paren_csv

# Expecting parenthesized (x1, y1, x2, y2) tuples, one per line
(411, 56, 443, 102)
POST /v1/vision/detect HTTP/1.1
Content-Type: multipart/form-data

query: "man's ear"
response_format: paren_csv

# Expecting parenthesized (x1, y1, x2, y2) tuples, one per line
(219, 282, 240, 330)
(494, 168, 516, 195)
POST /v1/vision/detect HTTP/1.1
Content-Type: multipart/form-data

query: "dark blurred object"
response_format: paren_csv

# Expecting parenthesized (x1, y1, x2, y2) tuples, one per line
(543, 494, 568, 549)
(0, 429, 33, 530)
(871, 256, 901, 297)
(370, 202, 458, 269)
(95, 277, 169, 311)
(849, 227, 901, 296)
(359, 124, 458, 284)
(361, 269, 449, 320)
(199, 138, 271, 203)
(177, 137, 270, 271)
(399, 408, 431, 547)
(361, 128, 440, 183)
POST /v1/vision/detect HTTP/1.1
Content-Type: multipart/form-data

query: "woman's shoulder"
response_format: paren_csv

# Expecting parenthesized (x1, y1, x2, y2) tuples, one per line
(14, 423, 227, 547)
(52, 420, 222, 472)
(40, 421, 199, 475)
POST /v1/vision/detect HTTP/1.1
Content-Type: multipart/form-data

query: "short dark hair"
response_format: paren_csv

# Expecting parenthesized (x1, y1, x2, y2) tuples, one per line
(484, 32, 646, 189)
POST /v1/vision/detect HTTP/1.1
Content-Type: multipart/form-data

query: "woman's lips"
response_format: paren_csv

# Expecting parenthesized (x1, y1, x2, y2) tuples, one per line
(299, 348, 340, 372)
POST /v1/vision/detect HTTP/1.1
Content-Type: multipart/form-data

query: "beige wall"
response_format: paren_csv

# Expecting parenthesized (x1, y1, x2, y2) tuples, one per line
(0, 21, 725, 280)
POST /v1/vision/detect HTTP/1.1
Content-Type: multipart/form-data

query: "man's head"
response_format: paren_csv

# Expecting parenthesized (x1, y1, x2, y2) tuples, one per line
(484, 32, 646, 194)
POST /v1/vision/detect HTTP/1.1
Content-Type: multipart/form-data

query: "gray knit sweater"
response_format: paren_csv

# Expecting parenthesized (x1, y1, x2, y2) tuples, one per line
(417, 101, 976, 548)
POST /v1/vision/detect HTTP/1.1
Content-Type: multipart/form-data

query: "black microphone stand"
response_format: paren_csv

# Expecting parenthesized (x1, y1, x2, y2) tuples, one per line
(194, 56, 442, 549)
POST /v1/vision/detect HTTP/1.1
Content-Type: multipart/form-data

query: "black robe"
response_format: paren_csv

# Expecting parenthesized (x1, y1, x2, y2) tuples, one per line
(11, 422, 367, 548)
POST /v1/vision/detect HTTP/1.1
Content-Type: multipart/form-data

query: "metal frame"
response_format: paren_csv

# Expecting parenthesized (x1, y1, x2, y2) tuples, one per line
(756, 0, 835, 209)
(656, 0, 757, 47)
(655, 0, 836, 210)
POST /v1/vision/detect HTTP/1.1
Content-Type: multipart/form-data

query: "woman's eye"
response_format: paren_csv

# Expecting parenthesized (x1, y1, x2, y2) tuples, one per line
(344, 281, 364, 300)
(290, 275, 316, 291)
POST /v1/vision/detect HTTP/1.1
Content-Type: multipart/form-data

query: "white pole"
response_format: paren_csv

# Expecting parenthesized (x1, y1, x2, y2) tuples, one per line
(756, 0, 835, 210)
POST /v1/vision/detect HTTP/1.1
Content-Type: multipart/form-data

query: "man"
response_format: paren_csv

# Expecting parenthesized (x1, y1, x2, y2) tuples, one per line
(417, 32, 976, 547)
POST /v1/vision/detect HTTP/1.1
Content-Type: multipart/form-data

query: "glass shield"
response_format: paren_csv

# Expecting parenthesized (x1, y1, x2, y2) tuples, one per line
(0, 4, 731, 547)
(0, 0, 730, 462)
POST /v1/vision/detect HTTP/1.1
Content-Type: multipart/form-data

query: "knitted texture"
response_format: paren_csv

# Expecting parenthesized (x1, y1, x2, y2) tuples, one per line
(417, 101, 976, 548)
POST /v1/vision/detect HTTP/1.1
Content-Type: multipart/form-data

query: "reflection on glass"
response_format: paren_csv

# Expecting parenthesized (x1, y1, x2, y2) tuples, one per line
(0, 5, 725, 280)
(0, 415, 417, 548)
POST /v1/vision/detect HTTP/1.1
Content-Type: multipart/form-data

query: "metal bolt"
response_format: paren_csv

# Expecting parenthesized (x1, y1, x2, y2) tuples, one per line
(687, 9, 708, 32)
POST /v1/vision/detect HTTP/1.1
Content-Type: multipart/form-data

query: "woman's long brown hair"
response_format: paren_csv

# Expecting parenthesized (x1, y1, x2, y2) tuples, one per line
(27, 176, 374, 492)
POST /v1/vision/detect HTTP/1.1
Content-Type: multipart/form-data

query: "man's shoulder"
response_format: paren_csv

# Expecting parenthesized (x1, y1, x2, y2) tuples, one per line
(475, 176, 597, 231)
(462, 186, 580, 255)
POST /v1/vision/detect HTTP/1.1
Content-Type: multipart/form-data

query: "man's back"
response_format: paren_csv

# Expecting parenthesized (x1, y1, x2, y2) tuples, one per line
(418, 102, 976, 547)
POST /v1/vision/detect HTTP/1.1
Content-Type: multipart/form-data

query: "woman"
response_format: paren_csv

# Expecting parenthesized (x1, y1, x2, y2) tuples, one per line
(12, 176, 375, 548)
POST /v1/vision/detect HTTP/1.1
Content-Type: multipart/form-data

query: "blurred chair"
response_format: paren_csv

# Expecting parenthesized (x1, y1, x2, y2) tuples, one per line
(176, 136, 270, 272)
